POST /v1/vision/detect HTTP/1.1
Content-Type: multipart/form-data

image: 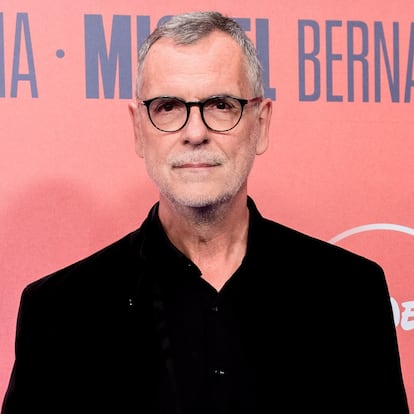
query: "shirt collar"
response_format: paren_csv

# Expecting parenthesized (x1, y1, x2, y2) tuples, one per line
(138, 196, 264, 268)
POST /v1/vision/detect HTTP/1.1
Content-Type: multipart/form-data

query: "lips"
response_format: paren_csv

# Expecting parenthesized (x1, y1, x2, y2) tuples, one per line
(177, 162, 217, 168)
(169, 151, 225, 169)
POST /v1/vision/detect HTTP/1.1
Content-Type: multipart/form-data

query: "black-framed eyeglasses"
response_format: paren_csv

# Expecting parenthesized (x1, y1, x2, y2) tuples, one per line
(137, 95, 263, 132)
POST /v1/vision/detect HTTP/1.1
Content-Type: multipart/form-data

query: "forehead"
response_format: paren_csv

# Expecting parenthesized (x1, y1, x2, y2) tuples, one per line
(140, 31, 250, 98)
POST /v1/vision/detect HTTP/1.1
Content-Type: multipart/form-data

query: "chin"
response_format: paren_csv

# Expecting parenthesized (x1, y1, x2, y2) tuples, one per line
(169, 191, 233, 209)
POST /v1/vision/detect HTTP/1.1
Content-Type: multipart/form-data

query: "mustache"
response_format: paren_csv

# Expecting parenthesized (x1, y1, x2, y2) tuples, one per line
(168, 151, 226, 167)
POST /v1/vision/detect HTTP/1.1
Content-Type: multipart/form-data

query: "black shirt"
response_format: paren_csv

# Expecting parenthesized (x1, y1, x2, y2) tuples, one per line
(143, 204, 257, 413)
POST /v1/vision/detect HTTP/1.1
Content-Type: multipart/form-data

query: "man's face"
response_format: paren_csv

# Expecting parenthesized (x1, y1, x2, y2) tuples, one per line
(129, 31, 272, 208)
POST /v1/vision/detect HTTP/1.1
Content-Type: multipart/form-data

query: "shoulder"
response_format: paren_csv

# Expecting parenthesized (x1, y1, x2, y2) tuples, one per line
(249, 212, 386, 294)
(22, 227, 144, 302)
(262, 216, 383, 271)
(248, 196, 383, 273)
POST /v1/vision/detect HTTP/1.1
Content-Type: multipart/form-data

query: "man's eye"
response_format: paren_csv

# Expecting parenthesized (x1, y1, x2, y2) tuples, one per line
(158, 101, 177, 112)
(206, 98, 232, 111)
(215, 100, 228, 110)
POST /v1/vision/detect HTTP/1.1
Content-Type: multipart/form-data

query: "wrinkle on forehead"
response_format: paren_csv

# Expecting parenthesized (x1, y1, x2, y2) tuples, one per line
(139, 31, 251, 99)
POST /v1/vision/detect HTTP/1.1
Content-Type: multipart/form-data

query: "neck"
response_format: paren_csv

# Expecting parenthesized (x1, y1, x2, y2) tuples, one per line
(158, 193, 250, 290)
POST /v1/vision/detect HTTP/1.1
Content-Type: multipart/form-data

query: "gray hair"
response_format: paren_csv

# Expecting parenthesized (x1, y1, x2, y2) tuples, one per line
(135, 11, 264, 97)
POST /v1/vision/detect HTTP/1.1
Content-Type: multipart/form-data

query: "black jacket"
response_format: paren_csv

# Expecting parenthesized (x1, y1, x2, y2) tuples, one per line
(2, 198, 409, 413)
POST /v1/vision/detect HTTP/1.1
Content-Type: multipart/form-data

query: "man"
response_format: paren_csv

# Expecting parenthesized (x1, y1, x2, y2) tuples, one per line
(2, 11, 409, 414)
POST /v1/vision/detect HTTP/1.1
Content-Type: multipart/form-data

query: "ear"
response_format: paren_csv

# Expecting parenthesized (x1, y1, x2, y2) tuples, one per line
(128, 101, 145, 158)
(255, 98, 272, 155)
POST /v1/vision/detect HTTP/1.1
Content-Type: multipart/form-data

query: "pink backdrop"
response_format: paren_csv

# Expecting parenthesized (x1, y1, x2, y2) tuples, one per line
(1, 0, 414, 409)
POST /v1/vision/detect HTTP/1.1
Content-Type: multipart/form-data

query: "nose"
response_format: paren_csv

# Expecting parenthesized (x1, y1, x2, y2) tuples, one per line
(182, 105, 209, 145)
